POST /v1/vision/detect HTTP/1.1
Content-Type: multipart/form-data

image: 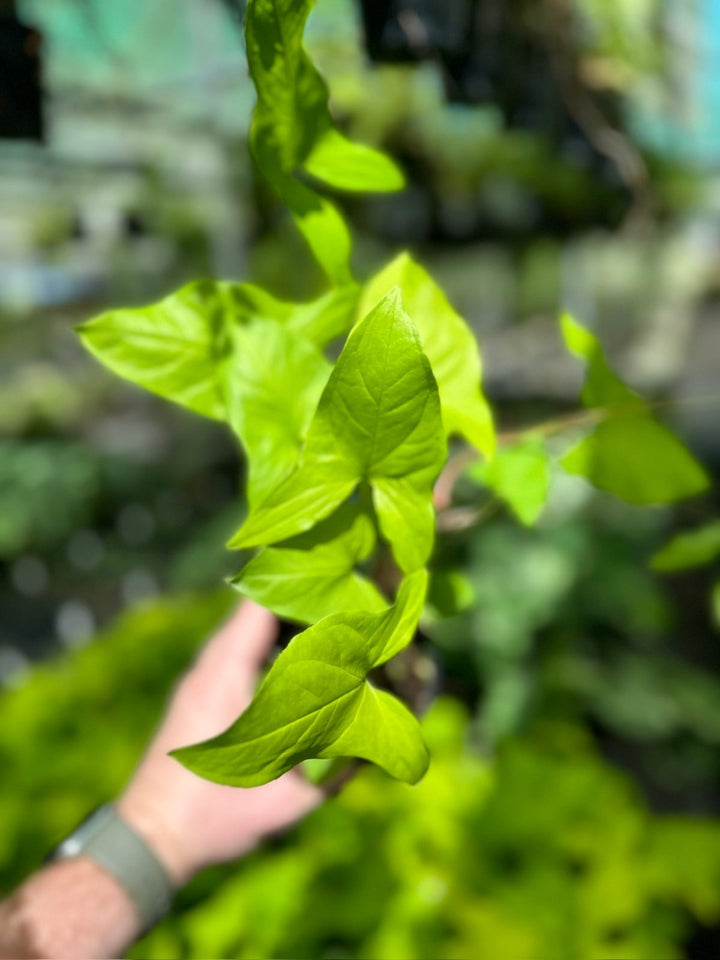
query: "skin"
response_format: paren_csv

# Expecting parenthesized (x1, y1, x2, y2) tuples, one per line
(0, 601, 323, 960)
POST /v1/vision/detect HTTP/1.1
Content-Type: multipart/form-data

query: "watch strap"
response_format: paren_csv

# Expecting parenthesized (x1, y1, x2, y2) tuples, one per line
(51, 804, 174, 932)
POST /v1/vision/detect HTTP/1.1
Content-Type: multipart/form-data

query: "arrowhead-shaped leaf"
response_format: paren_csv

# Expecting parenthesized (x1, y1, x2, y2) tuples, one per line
(77, 279, 354, 422)
(231, 504, 386, 623)
(359, 254, 495, 456)
(230, 289, 446, 572)
(77, 280, 241, 419)
(470, 437, 551, 525)
(172, 570, 430, 786)
(224, 319, 332, 507)
(560, 314, 709, 505)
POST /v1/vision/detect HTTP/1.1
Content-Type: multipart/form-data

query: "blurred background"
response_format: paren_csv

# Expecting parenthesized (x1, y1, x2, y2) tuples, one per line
(1, 0, 720, 957)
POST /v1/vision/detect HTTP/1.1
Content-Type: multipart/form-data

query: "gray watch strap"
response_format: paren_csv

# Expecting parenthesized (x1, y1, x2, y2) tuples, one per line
(52, 804, 175, 932)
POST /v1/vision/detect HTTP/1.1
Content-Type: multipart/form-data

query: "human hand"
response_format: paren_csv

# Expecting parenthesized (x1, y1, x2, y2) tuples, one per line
(117, 600, 323, 886)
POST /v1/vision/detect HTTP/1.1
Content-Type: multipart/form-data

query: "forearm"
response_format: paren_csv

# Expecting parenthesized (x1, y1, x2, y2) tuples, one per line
(0, 857, 140, 960)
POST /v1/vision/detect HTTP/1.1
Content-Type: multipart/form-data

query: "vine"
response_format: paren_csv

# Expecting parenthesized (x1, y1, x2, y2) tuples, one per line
(77, 0, 709, 787)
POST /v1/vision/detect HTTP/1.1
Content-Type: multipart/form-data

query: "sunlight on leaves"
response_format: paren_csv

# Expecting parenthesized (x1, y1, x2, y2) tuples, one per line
(246, 0, 403, 281)
(77, 281, 242, 419)
(231, 504, 386, 624)
(360, 254, 495, 456)
(230, 289, 446, 573)
(173, 571, 429, 786)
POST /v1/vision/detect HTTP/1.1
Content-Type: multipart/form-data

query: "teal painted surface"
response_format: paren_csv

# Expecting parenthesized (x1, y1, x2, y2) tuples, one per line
(631, 0, 720, 166)
(20, 0, 240, 84)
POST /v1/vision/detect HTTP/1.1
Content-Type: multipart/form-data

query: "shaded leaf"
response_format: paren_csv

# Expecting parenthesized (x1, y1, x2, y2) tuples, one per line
(651, 521, 720, 572)
(470, 437, 550, 525)
(359, 253, 495, 456)
(562, 416, 709, 506)
(425, 570, 475, 620)
(231, 504, 386, 623)
(561, 312, 639, 409)
(173, 571, 429, 786)
(230, 289, 446, 573)
(560, 314, 709, 505)
(223, 282, 358, 348)
(224, 319, 331, 506)
(284, 285, 359, 346)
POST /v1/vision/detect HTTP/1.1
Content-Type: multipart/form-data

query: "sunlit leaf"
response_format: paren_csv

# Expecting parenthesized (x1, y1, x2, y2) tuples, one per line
(231, 504, 386, 623)
(359, 254, 495, 456)
(651, 521, 720, 572)
(173, 571, 429, 786)
(560, 314, 709, 505)
(246, 0, 403, 281)
(77, 281, 242, 419)
(255, 133, 354, 284)
(304, 128, 405, 192)
(230, 289, 446, 572)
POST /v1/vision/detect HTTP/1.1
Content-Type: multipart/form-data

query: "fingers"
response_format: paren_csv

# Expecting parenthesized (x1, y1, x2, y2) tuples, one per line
(194, 599, 279, 678)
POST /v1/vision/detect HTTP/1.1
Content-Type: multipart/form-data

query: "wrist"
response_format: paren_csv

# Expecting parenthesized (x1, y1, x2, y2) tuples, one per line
(116, 791, 195, 888)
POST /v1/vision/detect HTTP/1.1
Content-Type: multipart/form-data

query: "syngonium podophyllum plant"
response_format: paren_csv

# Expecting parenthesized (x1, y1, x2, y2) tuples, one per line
(77, 0, 709, 788)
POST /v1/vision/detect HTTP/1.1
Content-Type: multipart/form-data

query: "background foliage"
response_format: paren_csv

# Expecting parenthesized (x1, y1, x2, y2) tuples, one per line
(1, 0, 720, 957)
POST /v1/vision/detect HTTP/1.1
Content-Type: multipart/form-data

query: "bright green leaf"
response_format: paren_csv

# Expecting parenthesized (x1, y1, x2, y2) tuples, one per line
(246, 0, 402, 282)
(470, 437, 551, 525)
(172, 570, 429, 786)
(245, 0, 324, 171)
(304, 128, 405, 192)
(231, 504, 386, 623)
(230, 289, 446, 573)
(359, 253, 495, 456)
(560, 314, 709, 505)
(245, 0, 403, 189)
(258, 138, 355, 285)
(77, 281, 240, 419)
(651, 521, 720, 572)
(224, 319, 331, 506)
